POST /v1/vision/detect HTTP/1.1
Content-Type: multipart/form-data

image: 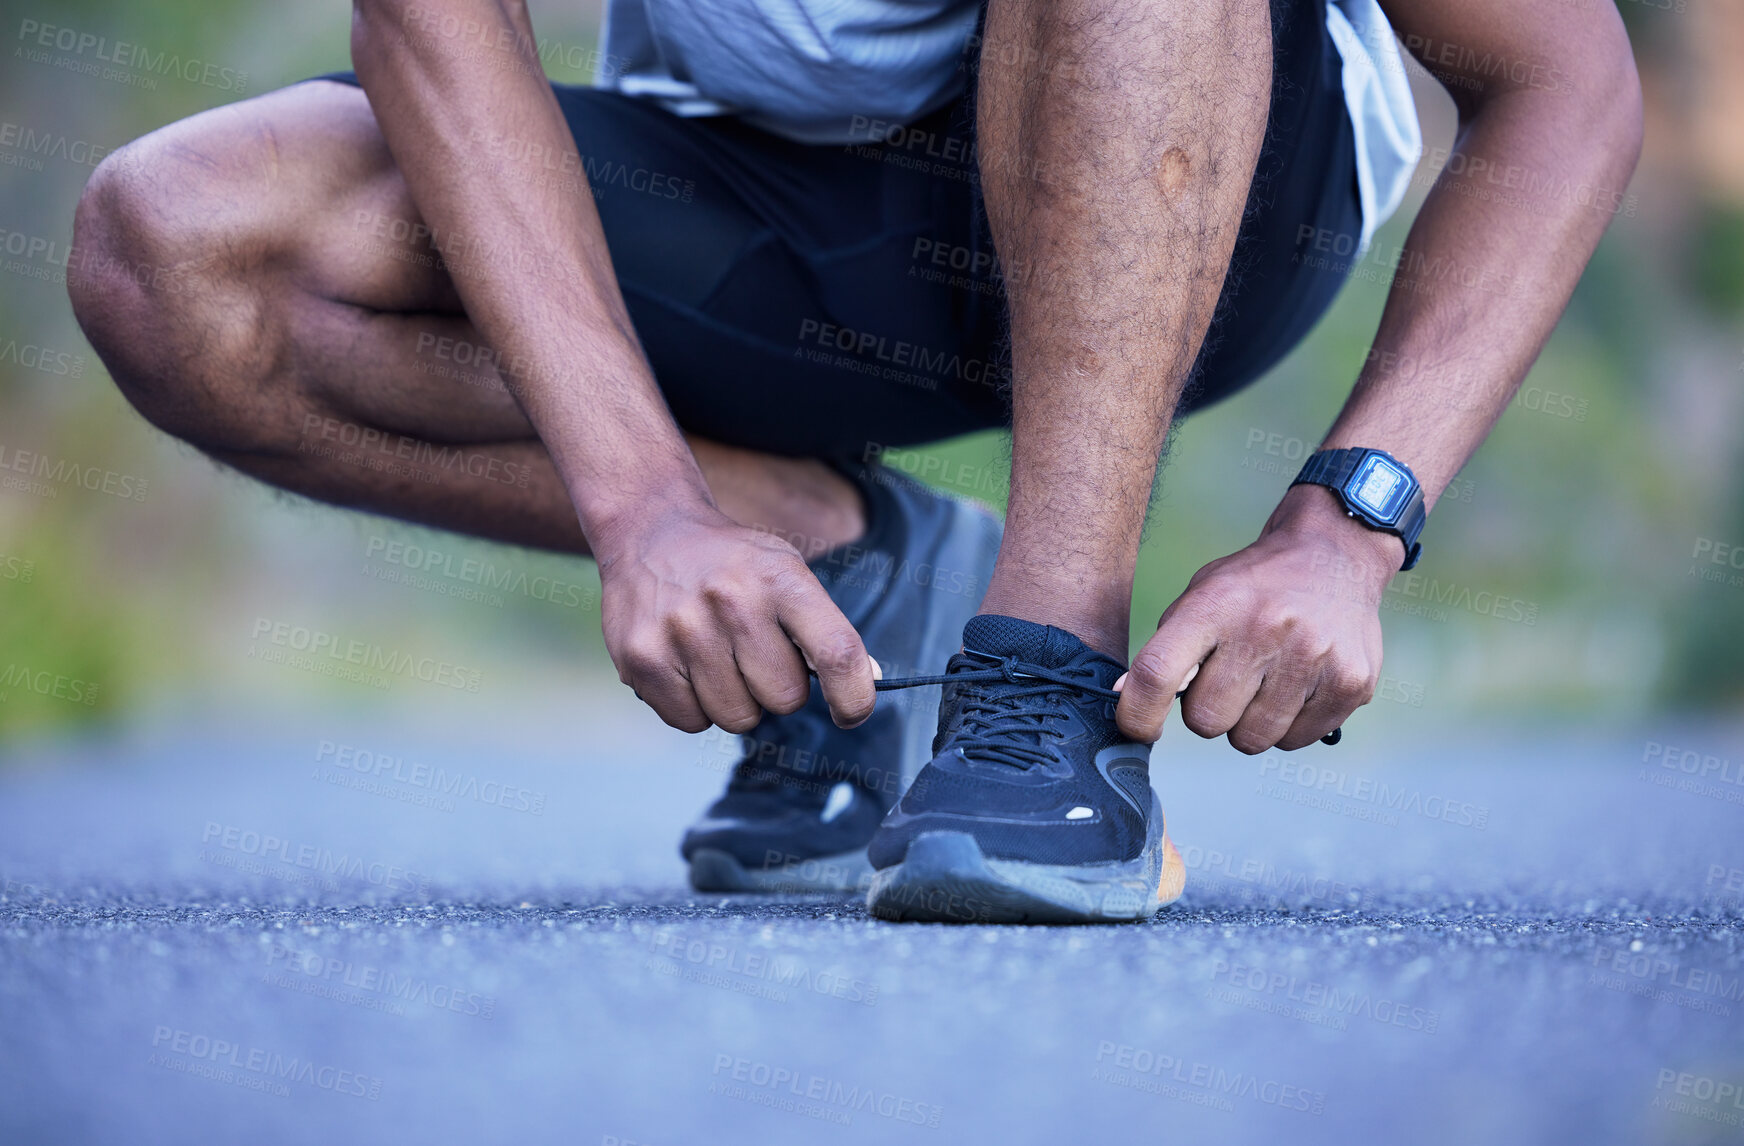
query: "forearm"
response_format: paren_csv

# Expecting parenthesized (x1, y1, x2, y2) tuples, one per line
(1306, 0, 1644, 520)
(1322, 94, 1640, 506)
(349, 0, 711, 551)
(1120, 0, 1642, 748)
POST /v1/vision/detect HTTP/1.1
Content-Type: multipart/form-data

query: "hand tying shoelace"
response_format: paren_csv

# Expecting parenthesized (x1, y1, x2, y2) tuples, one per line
(859, 654, 1343, 748)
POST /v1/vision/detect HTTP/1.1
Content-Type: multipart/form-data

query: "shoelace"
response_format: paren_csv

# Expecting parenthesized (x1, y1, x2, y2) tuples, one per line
(866, 656, 1343, 750)
(872, 651, 1120, 771)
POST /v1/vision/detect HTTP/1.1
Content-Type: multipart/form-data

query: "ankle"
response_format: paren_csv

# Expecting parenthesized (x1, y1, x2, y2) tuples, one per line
(977, 582, 1131, 661)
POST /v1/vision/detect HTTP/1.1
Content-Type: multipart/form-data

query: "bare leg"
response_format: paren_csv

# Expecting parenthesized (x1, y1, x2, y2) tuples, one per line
(974, 0, 1274, 657)
(68, 80, 863, 561)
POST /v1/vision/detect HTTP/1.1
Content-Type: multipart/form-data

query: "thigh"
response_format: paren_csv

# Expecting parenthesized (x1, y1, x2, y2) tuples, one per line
(301, 73, 1003, 458)
(215, 78, 476, 317)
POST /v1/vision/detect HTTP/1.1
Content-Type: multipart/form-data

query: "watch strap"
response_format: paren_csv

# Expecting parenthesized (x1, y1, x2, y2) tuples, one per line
(1293, 448, 1364, 492)
(1291, 447, 1427, 571)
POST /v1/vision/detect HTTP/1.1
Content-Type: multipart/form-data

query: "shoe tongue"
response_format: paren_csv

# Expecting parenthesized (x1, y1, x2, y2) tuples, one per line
(962, 614, 1097, 670)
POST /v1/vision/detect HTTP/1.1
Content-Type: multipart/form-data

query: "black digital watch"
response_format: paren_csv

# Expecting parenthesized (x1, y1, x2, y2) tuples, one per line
(1291, 447, 1427, 571)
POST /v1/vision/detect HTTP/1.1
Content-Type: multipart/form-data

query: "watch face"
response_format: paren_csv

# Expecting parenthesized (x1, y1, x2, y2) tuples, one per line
(1347, 455, 1412, 522)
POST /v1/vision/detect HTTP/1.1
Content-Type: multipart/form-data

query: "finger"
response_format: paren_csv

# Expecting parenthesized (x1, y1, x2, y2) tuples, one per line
(1176, 641, 1268, 743)
(1117, 613, 1218, 743)
(625, 664, 712, 734)
(1113, 662, 1194, 694)
(1277, 666, 1374, 751)
(726, 617, 813, 718)
(684, 640, 767, 733)
(775, 577, 875, 728)
(1226, 667, 1314, 756)
(670, 609, 766, 733)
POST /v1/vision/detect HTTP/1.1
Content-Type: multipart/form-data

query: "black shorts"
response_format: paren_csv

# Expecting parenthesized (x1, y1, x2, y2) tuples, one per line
(316, 0, 1358, 459)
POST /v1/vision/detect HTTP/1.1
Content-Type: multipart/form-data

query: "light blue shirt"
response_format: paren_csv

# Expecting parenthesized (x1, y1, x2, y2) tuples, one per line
(600, 0, 1420, 246)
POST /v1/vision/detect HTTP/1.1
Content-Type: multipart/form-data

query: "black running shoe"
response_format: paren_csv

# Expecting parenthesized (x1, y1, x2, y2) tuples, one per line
(681, 462, 1002, 893)
(865, 614, 1185, 923)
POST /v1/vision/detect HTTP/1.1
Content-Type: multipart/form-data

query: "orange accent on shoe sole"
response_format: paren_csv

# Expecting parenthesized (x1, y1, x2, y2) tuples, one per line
(1156, 835, 1186, 906)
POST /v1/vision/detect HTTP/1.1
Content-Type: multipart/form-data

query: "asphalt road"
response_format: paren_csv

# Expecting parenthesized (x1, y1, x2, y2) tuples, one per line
(2, 698, 1741, 1145)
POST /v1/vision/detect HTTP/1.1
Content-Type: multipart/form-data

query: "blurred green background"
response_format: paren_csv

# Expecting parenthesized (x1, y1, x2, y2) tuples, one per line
(0, 0, 1739, 746)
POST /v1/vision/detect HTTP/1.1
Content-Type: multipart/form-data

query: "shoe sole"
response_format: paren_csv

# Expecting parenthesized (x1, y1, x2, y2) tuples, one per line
(866, 796, 1185, 924)
(688, 847, 873, 894)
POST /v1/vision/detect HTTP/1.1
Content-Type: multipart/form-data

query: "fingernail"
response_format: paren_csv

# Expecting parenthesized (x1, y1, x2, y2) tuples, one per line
(1113, 673, 1127, 693)
(1179, 664, 1200, 690)
(869, 655, 883, 681)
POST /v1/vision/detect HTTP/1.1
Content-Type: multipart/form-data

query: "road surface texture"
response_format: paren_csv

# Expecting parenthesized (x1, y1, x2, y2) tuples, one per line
(2, 696, 1741, 1145)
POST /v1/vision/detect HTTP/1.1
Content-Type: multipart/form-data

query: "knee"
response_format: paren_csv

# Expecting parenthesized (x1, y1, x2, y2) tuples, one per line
(69, 124, 284, 454)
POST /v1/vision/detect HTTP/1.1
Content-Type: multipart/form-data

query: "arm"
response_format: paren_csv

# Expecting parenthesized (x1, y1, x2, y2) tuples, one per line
(1116, 0, 1643, 750)
(350, 0, 876, 731)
